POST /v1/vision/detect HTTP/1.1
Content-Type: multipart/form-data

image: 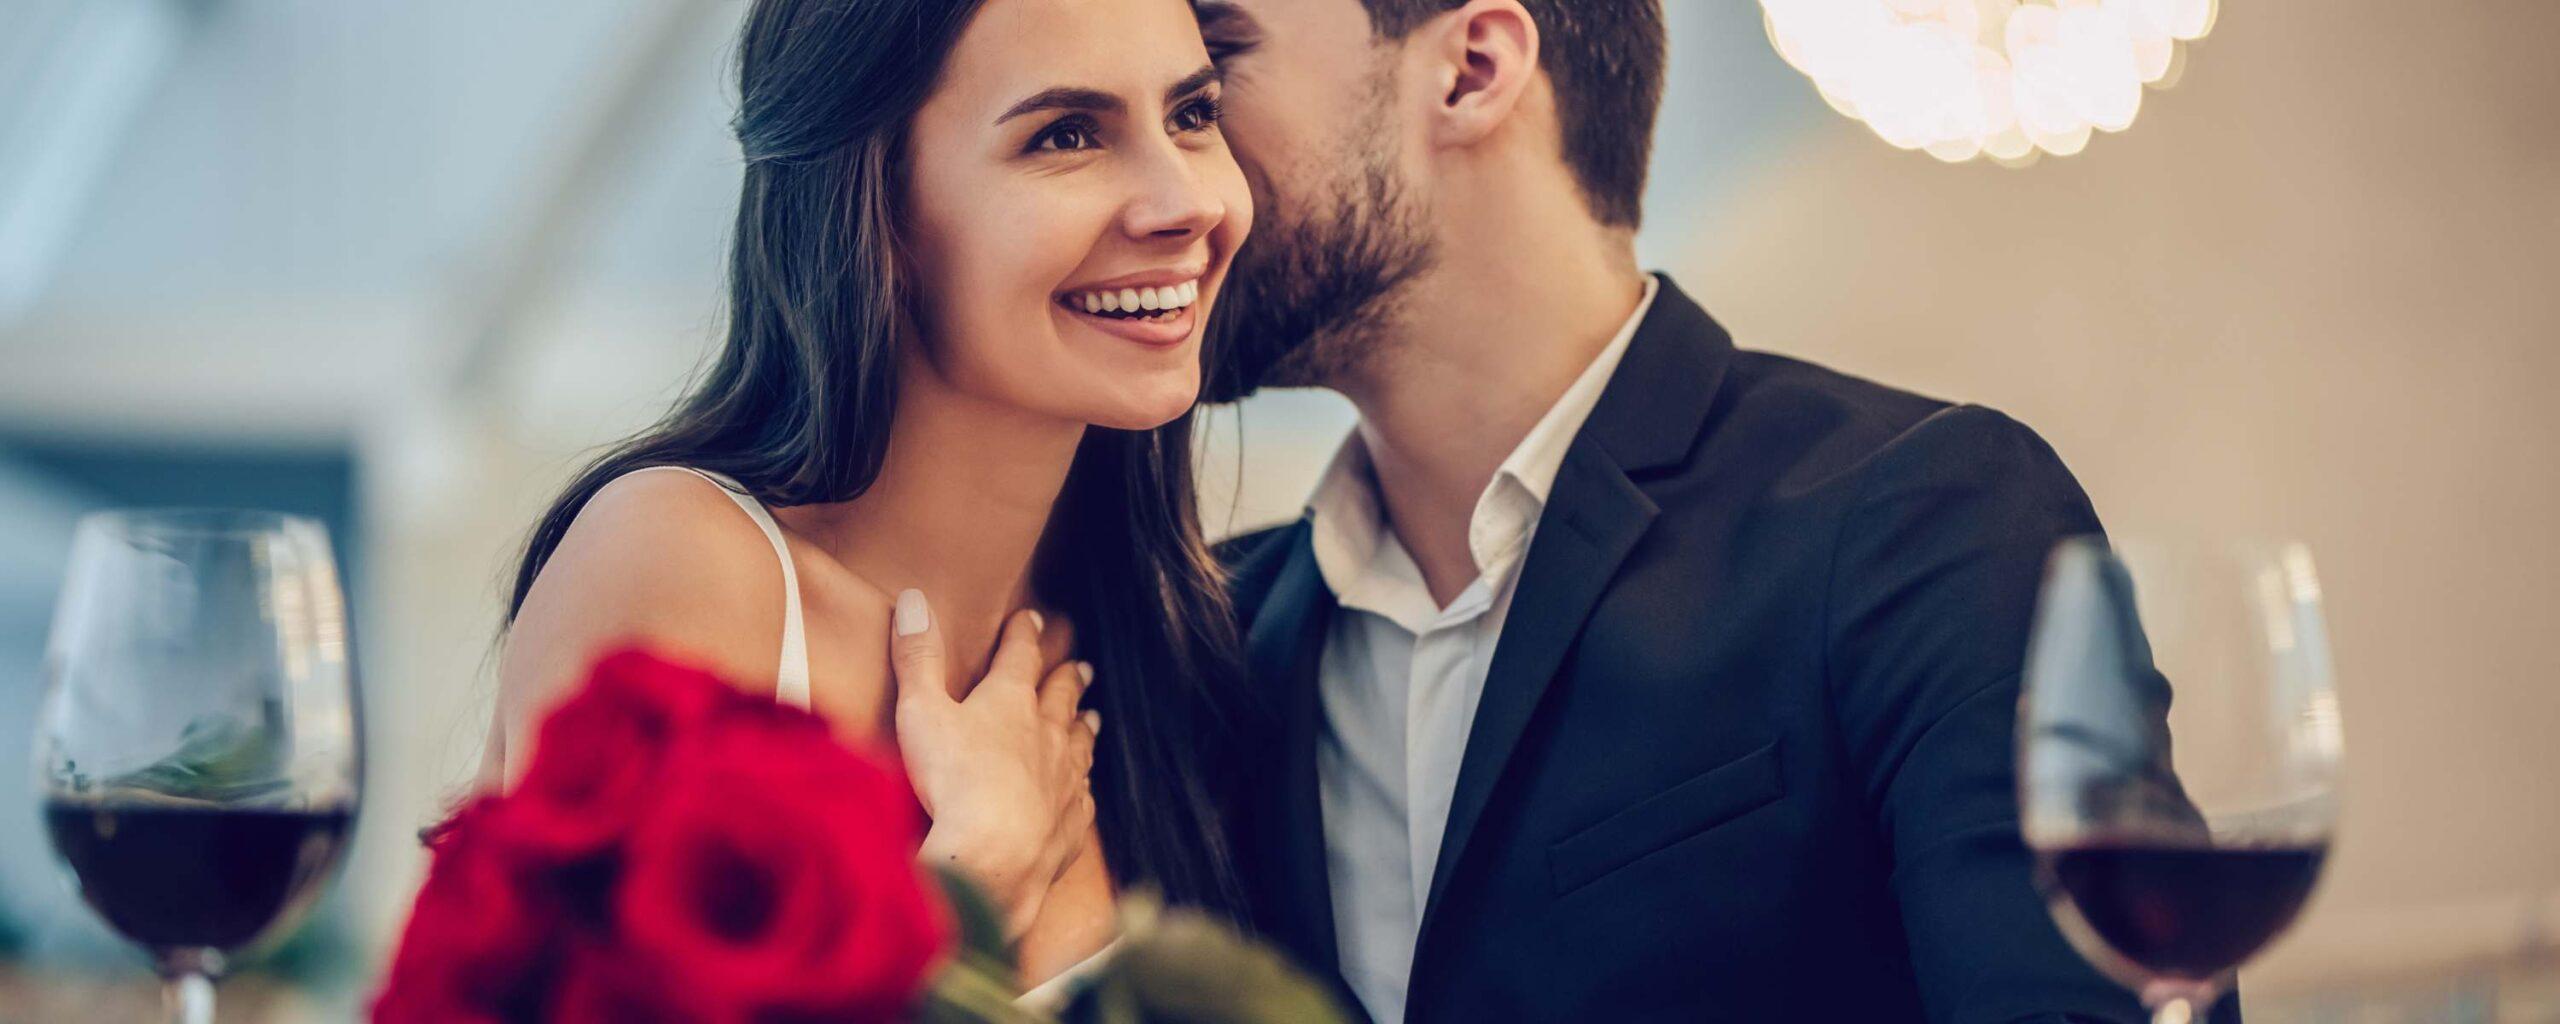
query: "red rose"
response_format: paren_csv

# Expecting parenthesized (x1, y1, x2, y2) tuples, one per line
(547, 938, 716, 1024)
(375, 647, 954, 1023)
(605, 707, 951, 1021)
(373, 800, 561, 1023)
(501, 647, 750, 864)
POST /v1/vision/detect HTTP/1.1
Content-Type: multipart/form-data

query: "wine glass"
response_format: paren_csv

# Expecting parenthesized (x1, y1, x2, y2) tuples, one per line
(31, 510, 363, 1024)
(2020, 537, 2342, 1024)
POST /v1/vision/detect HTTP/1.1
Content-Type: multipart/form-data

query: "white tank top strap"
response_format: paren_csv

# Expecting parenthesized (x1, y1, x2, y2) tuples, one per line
(623, 465, 813, 710)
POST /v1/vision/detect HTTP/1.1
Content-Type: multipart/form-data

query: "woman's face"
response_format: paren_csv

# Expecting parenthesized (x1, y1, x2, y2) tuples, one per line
(904, 0, 1252, 431)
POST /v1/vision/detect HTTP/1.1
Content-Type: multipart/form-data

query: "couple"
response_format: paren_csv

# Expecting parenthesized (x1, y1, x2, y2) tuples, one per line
(480, 0, 2176, 1021)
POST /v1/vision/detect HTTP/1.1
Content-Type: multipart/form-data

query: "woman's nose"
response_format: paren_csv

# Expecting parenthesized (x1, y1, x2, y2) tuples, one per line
(1121, 149, 1225, 242)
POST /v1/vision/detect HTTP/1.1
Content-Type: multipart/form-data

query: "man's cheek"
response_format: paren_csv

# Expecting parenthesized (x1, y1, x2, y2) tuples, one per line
(1217, 104, 1272, 175)
(1228, 111, 1309, 201)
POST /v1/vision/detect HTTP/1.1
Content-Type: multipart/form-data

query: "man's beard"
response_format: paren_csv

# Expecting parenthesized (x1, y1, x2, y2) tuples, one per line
(1202, 135, 1434, 403)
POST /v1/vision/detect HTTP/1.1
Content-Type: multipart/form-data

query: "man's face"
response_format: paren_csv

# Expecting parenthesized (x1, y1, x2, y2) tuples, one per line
(1195, 0, 1439, 401)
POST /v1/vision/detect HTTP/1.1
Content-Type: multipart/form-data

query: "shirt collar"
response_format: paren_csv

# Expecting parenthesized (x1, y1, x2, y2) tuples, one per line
(1491, 274, 1660, 512)
(1306, 275, 1661, 613)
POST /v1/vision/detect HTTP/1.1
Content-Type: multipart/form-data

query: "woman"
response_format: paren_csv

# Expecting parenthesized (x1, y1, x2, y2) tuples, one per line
(479, 0, 1254, 989)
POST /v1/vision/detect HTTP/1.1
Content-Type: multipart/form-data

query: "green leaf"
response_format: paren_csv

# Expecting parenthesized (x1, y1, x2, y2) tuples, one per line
(934, 865, 1015, 967)
(920, 962, 1053, 1024)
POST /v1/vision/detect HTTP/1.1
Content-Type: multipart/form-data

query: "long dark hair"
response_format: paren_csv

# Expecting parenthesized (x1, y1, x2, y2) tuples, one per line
(504, 0, 1247, 915)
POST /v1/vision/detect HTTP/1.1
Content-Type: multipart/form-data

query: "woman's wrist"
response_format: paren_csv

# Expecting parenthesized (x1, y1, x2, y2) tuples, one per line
(920, 819, 1045, 936)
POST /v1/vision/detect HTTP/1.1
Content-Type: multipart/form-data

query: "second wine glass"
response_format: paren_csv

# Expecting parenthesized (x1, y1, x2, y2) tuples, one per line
(32, 509, 363, 1024)
(2020, 537, 2343, 1024)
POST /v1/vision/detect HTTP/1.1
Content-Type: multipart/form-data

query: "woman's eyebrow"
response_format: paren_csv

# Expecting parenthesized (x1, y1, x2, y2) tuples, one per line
(997, 87, 1122, 126)
(995, 66, 1221, 127)
(1165, 65, 1221, 104)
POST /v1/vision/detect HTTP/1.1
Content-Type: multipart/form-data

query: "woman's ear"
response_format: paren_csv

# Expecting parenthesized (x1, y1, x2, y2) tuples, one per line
(1419, 0, 1540, 149)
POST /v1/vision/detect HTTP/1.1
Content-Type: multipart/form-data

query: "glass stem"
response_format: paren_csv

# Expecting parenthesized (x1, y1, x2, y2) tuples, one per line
(164, 972, 213, 1024)
(158, 948, 222, 1024)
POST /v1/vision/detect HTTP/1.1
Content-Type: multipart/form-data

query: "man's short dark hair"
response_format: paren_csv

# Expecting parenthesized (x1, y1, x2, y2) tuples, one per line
(1360, 0, 1665, 228)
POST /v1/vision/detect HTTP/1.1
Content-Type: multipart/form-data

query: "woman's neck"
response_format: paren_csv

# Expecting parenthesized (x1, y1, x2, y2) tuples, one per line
(805, 362, 1084, 684)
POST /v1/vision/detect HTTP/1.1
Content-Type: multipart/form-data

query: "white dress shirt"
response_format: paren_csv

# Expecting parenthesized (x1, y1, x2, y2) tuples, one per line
(1305, 278, 1660, 1024)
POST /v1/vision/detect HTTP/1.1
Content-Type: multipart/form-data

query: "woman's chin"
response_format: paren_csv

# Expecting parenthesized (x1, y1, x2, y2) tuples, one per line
(1082, 376, 1204, 431)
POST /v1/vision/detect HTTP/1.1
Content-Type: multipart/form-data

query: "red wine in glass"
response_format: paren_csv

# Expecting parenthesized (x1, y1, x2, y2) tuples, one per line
(43, 801, 356, 956)
(2041, 840, 2327, 984)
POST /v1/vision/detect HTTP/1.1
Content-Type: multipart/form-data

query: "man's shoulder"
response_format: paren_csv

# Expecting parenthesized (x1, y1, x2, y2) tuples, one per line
(1724, 346, 1956, 445)
(1704, 345, 2075, 500)
(1639, 278, 1975, 471)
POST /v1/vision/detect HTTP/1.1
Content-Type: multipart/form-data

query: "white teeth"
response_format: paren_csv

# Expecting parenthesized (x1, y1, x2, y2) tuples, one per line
(1066, 280, 1200, 316)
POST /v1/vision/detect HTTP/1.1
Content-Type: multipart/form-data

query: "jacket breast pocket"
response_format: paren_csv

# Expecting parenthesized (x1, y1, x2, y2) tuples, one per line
(1547, 741, 1786, 896)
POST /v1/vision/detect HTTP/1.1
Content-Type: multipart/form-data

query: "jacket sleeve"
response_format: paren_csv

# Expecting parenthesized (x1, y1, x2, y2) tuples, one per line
(1824, 405, 2235, 1024)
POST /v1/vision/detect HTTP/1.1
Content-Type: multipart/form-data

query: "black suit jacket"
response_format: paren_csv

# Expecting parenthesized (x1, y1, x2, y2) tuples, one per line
(1219, 277, 2223, 1023)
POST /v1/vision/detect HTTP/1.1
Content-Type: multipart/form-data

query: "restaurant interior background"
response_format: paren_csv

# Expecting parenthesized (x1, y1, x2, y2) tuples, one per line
(2, 0, 2554, 1019)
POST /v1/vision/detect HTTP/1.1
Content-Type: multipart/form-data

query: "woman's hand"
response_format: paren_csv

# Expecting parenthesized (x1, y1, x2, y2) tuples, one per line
(887, 589, 1100, 939)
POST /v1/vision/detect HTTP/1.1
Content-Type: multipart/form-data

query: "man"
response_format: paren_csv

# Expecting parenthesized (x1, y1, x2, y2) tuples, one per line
(1198, 2, 2211, 1021)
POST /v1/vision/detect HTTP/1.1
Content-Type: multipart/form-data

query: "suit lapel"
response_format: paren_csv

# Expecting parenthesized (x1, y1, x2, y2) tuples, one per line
(1243, 526, 1344, 976)
(1418, 446, 1656, 927)
(1413, 277, 1736, 948)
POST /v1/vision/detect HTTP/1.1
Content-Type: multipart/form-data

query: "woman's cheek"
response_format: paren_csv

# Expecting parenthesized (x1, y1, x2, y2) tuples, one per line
(958, 210, 1097, 412)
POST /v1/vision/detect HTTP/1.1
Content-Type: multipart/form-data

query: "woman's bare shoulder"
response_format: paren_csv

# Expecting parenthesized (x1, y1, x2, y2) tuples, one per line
(493, 469, 792, 777)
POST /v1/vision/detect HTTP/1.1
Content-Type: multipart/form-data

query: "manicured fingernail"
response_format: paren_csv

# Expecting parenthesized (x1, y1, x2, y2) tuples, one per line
(894, 589, 931, 637)
(1028, 609, 1046, 632)
(1075, 662, 1095, 685)
(1081, 710, 1102, 735)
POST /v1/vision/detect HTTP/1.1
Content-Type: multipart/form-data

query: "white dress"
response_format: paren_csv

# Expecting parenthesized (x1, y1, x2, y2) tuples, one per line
(624, 466, 1114, 1011)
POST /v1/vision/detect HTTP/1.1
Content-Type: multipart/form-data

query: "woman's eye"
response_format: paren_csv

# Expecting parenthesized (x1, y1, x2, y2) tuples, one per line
(1034, 119, 1100, 153)
(1172, 97, 1223, 134)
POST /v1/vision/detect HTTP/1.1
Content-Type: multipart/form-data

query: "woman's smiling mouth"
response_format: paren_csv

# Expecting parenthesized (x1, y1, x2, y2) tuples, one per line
(1056, 275, 1203, 347)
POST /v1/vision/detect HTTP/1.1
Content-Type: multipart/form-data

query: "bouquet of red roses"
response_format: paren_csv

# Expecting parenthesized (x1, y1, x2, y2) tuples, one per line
(374, 647, 1347, 1024)
(374, 648, 978, 1022)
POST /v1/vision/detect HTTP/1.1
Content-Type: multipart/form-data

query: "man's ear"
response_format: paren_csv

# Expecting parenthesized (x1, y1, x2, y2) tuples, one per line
(1418, 0, 1540, 149)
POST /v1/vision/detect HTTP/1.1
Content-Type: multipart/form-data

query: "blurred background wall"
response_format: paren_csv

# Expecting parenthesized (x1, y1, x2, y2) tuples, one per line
(0, 0, 2553, 1018)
